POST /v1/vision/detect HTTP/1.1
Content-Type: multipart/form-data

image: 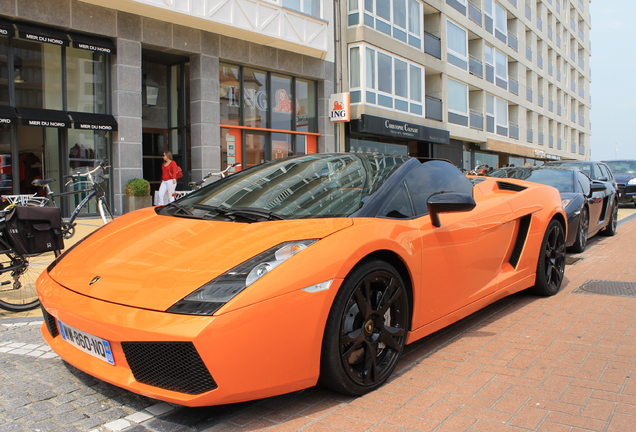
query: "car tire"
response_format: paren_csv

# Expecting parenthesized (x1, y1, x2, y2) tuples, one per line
(532, 219, 566, 296)
(319, 260, 410, 396)
(600, 201, 618, 236)
(569, 206, 588, 253)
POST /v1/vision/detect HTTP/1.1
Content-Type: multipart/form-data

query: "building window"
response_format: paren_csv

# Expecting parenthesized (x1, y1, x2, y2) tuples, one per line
(349, 44, 423, 115)
(219, 63, 318, 169)
(448, 78, 468, 126)
(0, 36, 8, 104)
(282, 0, 321, 18)
(447, 20, 468, 70)
(66, 47, 109, 114)
(348, 0, 423, 49)
(14, 39, 63, 110)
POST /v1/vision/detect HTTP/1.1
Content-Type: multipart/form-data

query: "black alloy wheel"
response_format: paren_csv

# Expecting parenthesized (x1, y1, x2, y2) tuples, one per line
(319, 260, 410, 395)
(532, 219, 566, 296)
(570, 206, 588, 253)
(601, 201, 618, 236)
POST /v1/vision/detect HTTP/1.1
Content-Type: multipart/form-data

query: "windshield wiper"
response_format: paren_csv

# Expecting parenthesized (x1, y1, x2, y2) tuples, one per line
(165, 202, 193, 216)
(193, 205, 284, 222)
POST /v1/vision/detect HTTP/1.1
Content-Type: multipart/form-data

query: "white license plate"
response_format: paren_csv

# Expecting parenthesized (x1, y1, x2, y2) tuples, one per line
(58, 320, 115, 365)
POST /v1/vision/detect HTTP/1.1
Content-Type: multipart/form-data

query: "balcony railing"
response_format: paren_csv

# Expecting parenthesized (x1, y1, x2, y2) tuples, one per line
(525, 3, 532, 20)
(424, 31, 442, 59)
(548, 63, 553, 76)
(578, 28, 584, 40)
(526, 46, 532, 61)
(538, 55, 543, 69)
(508, 33, 518, 51)
(527, 128, 534, 143)
(578, 57, 585, 69)
(509, 77, 519, 95)
(579, 115, 585, 126)
(486, 64, 495, 83)
(549, 99, 554, 112)
(487, 115, 495, 133)
(578, 87, 585, 98)
(469, 55, 484, 78)
(571, 112, 577, 122)
(549, 136, 554, 148)
(548, 27, 553, 40)
(538, 93, 544, 107)
(470, 109, 484, 130)
(579, 145, 585, 155)
(557, 70, 561, 81)
(571, 81, 576, 92)
(510, 122, 519, 140)
(557, 35, 561, 47)
(557, 104, 562, 116)
(468, 0, 482, 25)
(539, 133, 544, 145)
(570, 18, 576, 31)
(558, 138, 562, 150)
(570, 50, 576, 61)
(537, 17, 543, 31)
(447, 0, 467, 15)
(526, 87, 533, 102)
(425, 96, 443, 121)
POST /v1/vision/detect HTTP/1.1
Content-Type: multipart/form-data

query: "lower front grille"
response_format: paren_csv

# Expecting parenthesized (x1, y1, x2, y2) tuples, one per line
(121, 342, 217, 395)
(41, 306, 59, 338)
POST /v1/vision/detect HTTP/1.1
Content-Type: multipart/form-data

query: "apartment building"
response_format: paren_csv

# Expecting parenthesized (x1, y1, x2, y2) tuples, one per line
(336, 0, 592, 170)
(0, 0, 334, 215)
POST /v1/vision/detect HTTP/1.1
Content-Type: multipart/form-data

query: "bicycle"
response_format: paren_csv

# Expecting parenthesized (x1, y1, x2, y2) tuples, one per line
(173, 163, 241, 200)
(30, 159, 114, 239)
(0, 205, 63, 312)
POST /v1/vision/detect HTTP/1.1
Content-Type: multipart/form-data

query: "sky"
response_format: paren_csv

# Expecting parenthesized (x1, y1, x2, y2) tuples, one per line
(589, 0, 636, 160)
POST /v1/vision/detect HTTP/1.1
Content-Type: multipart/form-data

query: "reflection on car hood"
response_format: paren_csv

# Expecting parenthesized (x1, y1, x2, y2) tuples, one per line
(48, 208, 352, 311)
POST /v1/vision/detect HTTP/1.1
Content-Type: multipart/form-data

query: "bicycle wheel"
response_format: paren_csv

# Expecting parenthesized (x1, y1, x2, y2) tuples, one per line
(97, 197, 114, 224)
(0, 250, 59, 312)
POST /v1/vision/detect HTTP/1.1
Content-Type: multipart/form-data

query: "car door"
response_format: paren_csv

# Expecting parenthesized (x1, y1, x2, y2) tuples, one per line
(403, 162, 516, 327)
(578, 171, 604, 230)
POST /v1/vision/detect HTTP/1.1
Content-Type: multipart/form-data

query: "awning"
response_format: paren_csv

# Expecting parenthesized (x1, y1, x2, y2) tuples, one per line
(16, 107, 71, 128)
(0, 105, 18, 125)
(15, 22, 69, 46)
(69, 111, 118, 131)
(69, 32, 116, 54)
(0, 18, 14, 37)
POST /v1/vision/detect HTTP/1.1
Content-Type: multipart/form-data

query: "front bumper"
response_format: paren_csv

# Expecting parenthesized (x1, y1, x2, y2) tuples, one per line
(37, 272, 340, 406)
(616, 184, 636, 203)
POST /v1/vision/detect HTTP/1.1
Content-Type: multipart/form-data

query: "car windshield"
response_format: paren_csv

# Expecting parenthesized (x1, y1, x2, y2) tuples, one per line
(545, 162, 591, 177)
(489, 168, 574, 193)
(162, 154, 408, 220)
(604, 161, 636, 174)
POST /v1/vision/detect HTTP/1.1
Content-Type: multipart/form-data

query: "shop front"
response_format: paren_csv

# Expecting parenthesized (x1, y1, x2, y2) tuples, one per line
(347, 114, 454, 163)
(0, 19, 115, 217)
(218, 63, 320, 170)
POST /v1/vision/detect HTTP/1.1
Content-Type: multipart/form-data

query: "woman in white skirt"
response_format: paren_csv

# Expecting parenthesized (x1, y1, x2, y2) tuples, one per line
(156, 151, 178, 205)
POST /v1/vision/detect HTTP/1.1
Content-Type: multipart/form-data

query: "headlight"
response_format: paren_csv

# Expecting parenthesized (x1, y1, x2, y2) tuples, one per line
(168, 239, 318, 315)
(628, 177, 636, 185)
(561, 198, 572, 208)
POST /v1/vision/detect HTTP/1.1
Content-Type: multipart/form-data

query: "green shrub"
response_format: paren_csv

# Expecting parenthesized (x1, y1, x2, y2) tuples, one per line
(124, 178, 150, 196)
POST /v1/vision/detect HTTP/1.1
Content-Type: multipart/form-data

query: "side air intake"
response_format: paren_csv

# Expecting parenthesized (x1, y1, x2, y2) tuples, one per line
(497, 181, 527, 192)
(509, 215, 531, 268)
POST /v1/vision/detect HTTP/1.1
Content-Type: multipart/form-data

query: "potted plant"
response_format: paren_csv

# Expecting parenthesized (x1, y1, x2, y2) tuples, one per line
(123, 178, 152, 213)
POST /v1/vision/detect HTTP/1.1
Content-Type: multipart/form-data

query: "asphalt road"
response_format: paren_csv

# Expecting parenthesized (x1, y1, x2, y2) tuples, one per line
(1, 207, 636, 432)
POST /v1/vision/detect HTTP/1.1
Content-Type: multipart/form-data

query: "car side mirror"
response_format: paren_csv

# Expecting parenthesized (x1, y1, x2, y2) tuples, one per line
(598, 176, 608, 181)
(591, 181, 607, 193)
(427, 192, 477, 227)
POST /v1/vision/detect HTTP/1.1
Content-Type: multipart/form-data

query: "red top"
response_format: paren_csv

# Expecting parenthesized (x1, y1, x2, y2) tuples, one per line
(161, 160, 177, 181)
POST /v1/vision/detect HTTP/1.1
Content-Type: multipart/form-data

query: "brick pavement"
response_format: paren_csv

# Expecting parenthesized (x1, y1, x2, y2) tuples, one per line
(0, 216, 635, 431)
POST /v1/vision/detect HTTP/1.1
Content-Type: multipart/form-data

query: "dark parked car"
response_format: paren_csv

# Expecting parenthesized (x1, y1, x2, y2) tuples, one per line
(488, 166, 618, 252)
(543, 160, 618, 193)
(601, 160, 636, 206)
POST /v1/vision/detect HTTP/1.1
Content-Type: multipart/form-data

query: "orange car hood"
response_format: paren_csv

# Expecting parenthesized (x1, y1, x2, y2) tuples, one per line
(48, 210, 352, 311)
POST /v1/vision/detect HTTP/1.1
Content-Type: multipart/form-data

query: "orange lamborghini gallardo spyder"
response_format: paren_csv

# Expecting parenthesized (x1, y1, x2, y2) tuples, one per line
(37, 154, 567, 407)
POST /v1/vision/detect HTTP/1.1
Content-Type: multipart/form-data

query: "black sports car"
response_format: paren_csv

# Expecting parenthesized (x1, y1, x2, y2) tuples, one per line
(488, 166, 618, 252)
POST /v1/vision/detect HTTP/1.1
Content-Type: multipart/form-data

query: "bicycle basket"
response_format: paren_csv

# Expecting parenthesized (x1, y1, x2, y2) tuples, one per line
(5, 206, 64, 255)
